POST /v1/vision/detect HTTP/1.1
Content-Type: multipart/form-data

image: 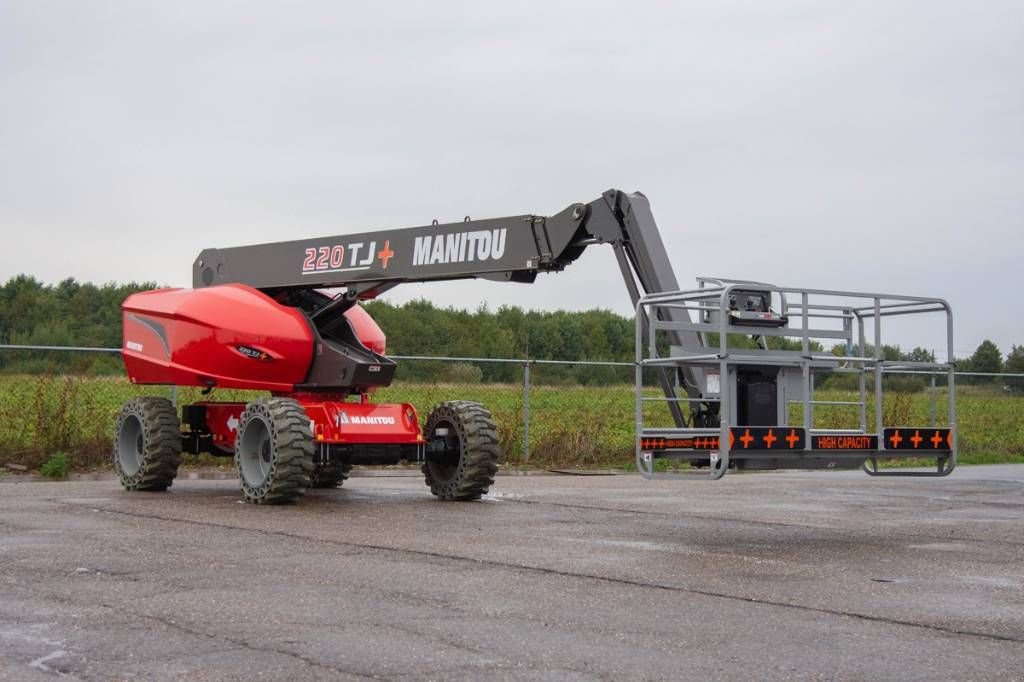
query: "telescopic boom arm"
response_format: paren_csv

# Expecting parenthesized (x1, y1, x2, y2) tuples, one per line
(196, 190, 681, 307)
(194, 189, 702, 424)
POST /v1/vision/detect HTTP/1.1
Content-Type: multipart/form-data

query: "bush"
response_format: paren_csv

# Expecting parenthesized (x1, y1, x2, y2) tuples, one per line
(818, 372, 925, 393)
(883, 375, 926, 393)
(527, 418, 631, 469)
(1006, 345, 1024, 393)
(883, 392, 913, 427)
(40, 452, 70, 479)
(440, 362, 483, 384)
(493, 404, 524, 466)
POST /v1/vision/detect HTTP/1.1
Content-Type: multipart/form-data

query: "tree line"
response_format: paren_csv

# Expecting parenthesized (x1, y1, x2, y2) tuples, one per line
(0, 275, 1021, 389)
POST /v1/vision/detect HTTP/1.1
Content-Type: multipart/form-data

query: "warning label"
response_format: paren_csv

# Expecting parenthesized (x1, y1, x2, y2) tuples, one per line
(813, 434, 878, 450)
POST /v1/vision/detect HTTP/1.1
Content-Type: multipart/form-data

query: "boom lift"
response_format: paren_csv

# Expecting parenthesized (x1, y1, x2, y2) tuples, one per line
(116, 189, 955, 504)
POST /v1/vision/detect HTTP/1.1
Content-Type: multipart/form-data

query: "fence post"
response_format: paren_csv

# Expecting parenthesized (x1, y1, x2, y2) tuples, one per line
(522, 361, 531, 464)
(929, 374, 937, 426)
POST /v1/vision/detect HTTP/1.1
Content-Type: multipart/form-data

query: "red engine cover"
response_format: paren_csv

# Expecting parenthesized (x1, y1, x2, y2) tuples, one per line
(123, 285, 388, 391)
(123, 284, 314, 390)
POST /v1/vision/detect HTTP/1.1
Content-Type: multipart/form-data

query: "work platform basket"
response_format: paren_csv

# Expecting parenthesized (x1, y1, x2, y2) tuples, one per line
(634, 278, 956, 479)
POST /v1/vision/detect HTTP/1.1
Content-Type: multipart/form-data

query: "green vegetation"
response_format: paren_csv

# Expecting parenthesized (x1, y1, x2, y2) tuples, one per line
(0, 275, 641, 378)
(1, 275, 1023, 473)
(0, 276, 157, 374)
(959, 339, 1003, 375)
(955, 339, 1024, 390)
(40, 452, 70, 479)
(3, 276, 1022, 389)
(1004, 345, 1024, 393)
(0, 374, 1020, 473)
(0, 275, 815, 382)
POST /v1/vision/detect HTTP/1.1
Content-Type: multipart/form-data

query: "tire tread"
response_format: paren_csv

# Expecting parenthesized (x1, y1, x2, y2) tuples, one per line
(114, 396, 182, 492)
(235, 398, 313, 505)
(422, 400, 500, 501)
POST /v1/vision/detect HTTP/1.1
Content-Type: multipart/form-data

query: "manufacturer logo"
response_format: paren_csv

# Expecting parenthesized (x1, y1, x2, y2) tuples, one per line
(302, 240, 394, 275)
(413, 229, 507, 266)
(336, 411, 396, 426)
(236, 345, 271, 361)
(126, 341, 144, 352)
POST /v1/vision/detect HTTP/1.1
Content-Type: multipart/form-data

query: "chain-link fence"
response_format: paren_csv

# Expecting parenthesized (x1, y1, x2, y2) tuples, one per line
(1, 344, 1023, 470)
(0, 345, 646, 470)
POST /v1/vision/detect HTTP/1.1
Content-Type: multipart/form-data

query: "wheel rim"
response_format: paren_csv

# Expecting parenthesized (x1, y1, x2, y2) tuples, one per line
(117, 414, 144, 476)
(427, 417, 462, 483)
(238, 416, 273, 488)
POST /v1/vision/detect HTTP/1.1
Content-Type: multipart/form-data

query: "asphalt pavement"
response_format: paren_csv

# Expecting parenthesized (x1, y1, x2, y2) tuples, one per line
(1, 465, 1023, 680)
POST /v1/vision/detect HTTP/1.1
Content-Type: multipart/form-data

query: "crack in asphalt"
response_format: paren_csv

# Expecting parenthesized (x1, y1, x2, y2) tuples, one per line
(3, 578, 385, 681)
(56, 500, 1024, 646)
(4, 564, 596, 681)
(1, 552, 381, 678)
(379, 621, 613, 682)
(127, 610, 384, 680)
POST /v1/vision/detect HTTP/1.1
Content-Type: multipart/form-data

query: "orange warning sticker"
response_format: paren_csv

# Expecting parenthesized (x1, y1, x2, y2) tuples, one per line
(640, 437, 721, 451)
(728, 427, 805, 450)
(812, 434, 878, 450)
(882, 428, 952, 451)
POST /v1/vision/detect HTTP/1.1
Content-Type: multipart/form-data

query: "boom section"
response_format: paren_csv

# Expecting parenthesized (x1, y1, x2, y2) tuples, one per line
(194, 203, 592, 298)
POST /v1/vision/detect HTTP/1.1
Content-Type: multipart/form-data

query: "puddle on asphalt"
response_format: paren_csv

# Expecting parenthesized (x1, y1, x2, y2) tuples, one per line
(0, 625, 67, 674)
(588, 538, 675, 552)
(485, 491, 525, 501)
(554, 535, 789, 565)
(183, 471, 236, 480)
(961, 575, 1021, 589)
(29, 649, 67, 674)
(908, 542, 974, 552)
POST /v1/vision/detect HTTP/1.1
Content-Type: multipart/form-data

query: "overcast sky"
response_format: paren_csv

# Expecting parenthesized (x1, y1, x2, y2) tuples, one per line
(1, 1, 1021, 359)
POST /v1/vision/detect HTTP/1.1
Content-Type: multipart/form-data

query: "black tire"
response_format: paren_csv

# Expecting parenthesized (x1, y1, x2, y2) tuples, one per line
(234, 398, 314, 505)
(114, 397, 182, 491)
(422, 400, 500, 500)
(309, 462, 352, 489)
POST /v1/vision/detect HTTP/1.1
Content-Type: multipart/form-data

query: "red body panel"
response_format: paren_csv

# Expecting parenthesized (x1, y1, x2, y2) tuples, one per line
(306, 400, 421, 445)
(122, 285, 312, 390)
(121, 285, 387, 391)
(201, 402, 248, 452)
(198, 399, 422, 451)
(345, 305, 386, 355)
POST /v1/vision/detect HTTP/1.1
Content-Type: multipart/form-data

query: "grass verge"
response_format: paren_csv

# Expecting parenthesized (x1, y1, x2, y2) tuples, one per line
(0, 375, 1020, 472)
